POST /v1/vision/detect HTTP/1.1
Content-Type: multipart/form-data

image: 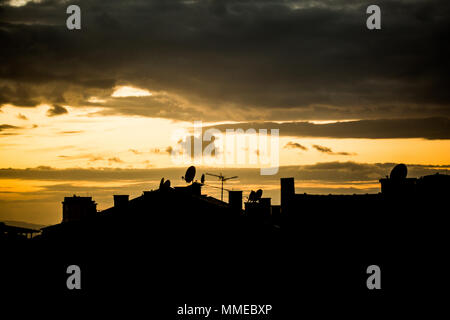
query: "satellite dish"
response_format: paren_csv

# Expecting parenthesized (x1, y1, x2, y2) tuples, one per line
(255, 189, 263, 201)
(390, 164, 407, 180)
(163, 179, 171, 188)
(248, 190, 256, 202)
(184, 166, 196, 183)
(159, 178, 165, 189)
(200, 174, 205, 184)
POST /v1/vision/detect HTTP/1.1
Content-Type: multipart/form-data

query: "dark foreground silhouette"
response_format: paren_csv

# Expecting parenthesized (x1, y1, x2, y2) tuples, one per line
(1, 164, 449, 316)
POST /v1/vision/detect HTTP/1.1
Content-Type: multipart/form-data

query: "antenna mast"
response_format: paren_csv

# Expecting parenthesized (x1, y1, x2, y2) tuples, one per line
(205, 173, 238, 201)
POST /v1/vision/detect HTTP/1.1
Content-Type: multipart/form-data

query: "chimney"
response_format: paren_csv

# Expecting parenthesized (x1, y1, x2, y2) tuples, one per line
(280, 177, 295, 209)
(113, 195, 129, 210)
(228, 190, 243, 212)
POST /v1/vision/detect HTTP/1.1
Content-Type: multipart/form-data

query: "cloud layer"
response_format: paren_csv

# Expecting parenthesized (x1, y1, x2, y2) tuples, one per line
(1, 0, 449, 122)
(206, 117, 450, 139)
(1, 162, 448, 183)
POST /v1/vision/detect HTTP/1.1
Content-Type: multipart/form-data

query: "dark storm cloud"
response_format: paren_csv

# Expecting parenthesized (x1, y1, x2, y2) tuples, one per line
(0, 84, 39, 107)
(205, 117, 450, 139)
(46, 104, 67, 116)
(96, 94, 207, 120)
(0, 0, 449, 121)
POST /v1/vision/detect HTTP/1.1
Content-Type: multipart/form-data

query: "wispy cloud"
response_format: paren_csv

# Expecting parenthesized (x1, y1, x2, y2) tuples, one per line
(46, 105, 68, 117)
(0, 124, 20, 131)
(284, 142, 308, 151)
(129, 149, 142, 155)
(16, 113, 28, 120)
(59, 130, 83, 134)
(57, 153, 104, 162)
(312, 145, 356, 156)
(107, 157, 124, 164)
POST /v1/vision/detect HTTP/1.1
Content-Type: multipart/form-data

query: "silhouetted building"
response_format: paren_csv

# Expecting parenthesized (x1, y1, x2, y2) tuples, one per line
(379, 164, 450, 198)
(37, 164, 449, 245)
(245, 198, 271, 224)
(62, 195, 97, 222)
(113, 195, 129, 210)
(228, 190, 243, 212)
(417, 173, 450, 197)
(379, 177, 417, 196)
(281, 164, 450, 230)
(0, 222, 41, 240)
(174, 182, 202, 197)
(280, 177, 295, 209)
(271, 205, 281, 226)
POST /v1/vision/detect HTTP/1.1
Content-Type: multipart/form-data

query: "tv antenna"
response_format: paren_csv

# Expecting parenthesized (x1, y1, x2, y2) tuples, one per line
(205, 173, 238, 201)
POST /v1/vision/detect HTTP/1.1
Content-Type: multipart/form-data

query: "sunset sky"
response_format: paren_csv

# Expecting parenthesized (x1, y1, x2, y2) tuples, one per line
(1, 0, 449, 225)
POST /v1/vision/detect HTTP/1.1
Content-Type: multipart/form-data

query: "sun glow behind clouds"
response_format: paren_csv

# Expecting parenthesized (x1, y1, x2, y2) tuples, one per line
(111, 86, 152, 98)
(2, 102, 450, 169)
(87, 97, 107, 104)
(8, 0, 41, 7)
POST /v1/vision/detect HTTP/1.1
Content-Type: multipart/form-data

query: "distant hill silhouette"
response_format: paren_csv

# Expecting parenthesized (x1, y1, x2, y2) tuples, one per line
(1, 220, 46, 230)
